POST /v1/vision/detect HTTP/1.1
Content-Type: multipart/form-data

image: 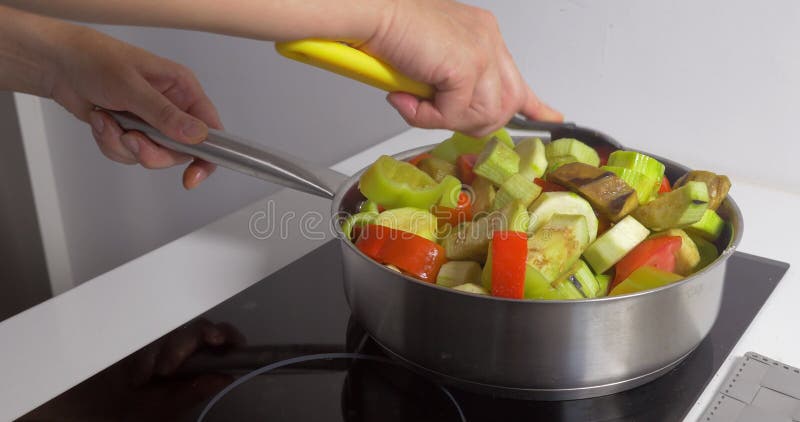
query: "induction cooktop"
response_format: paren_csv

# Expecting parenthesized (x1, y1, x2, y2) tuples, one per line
(22, 241, 789, 422)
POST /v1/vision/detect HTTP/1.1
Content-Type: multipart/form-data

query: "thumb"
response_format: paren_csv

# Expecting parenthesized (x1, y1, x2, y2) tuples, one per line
(124, 77, 208, 144)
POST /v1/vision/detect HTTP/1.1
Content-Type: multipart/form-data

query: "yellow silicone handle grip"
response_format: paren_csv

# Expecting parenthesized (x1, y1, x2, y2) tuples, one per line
(275, 39, 434, 99)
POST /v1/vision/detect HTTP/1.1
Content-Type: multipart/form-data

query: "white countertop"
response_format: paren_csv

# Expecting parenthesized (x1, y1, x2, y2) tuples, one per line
(0, 128, 797, 421)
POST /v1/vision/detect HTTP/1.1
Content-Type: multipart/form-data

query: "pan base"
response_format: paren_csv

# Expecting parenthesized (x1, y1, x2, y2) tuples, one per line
(374, 340, 695, 401)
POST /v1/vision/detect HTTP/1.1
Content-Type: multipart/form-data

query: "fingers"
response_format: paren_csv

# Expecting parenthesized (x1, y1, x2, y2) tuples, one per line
(520, 85, 564, 123)
(90, 110, 194, 168)
(183, 159, 216, 190)
(123, 76, 210, 145)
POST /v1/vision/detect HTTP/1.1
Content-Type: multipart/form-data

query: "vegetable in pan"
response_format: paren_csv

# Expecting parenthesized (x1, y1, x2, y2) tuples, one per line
(350, 128, 733, 300)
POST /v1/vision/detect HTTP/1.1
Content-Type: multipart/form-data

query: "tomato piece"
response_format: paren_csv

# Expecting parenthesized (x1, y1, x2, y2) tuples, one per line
(595, 145, 617, 167)
(658, 176, 672, 194)
(431, 191, 473, 227)
(534, 178, 568, 192)
(407, 153, 432, 167)
(355, 224, 446, 282)
(490, 231, 528, 299)
(456, 154, 478, 184)
(612, 236, 682, 289)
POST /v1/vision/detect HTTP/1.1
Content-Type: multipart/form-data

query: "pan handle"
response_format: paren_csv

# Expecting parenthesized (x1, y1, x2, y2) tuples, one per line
(106, 110, 347, 199)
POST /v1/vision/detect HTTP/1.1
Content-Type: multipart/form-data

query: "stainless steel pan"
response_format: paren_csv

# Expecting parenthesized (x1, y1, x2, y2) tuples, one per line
(110, 111, 741, 399)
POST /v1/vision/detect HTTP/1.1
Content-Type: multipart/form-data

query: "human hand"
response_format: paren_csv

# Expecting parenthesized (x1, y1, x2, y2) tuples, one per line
(361, 0, 563, 136)
(46, 26, 222, 189)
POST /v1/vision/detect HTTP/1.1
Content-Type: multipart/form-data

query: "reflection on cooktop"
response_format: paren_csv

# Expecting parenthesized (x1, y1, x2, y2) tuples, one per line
(22, 242, 789, 422)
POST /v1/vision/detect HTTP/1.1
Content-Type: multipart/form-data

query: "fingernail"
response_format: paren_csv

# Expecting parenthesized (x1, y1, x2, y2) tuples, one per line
(89, 112, 105, 134)
(121, 134, 140, 157)
(188, 167, 207, 189)
(181, 119, 206, 140)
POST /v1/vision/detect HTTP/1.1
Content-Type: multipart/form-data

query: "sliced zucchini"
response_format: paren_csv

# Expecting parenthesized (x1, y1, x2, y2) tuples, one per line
(515, 137, 548, 179)
(596, 274, 611, 297)
(685, 209, 725, 241)
(473, 138, 520, 186)
(436, 261, 482, 288)
(442, 202, 526, 262)
(430, 129, 515, 163)
(545, 138, 600, 167)
(452, 283, 489, 295)
(582, 215, 650, 274)
(493, 173, 542, 210)
(606, 151, 665, 180)
(631, 181, 709, 231)
(527, 191, 599, 243)
(527, 214, 590, 282)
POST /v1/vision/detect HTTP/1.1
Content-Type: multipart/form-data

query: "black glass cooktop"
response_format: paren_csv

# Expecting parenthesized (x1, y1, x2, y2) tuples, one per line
(22, 242, 789, 422)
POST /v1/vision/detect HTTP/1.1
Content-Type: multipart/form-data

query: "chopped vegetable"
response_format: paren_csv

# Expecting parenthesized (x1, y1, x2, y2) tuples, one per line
(452, 283, 488, 295)
(631, 181, 709, 231)
(601, 165, 659, 204)
(355, 224, 446, 282)
(432, 191, 473, 228)
(612, 236, 682, 289)
(436, 261, 482, 288)
(548, 162, 639, 222)
(545, 138, 600, 169)
(353, 130, 734, 300)
(430, 129, 514, 163)
(437, 175, 464, 209)
(582, 215, 650, 274)
(473, 138, 520, 185)
(341, 210, 378, 241)
(373, 207, 439, 241)
(515, 137, 548, 179)
(610, 266, 682, 296)
(649, 229, 700, 276)
(527, 191, 599, 243)
(490, 231, 528, 299)
(417, 155, 456, 183)
(407, 153, 432, 167)
(607, 151, 665, 181)
(441, 202, 527, 262)
(469, 176, 495, 215)
(658, 176, 672, 194)
(527, 214, 590, 282)
(673, 170, 731, 211)
(456, 154, 478, 184)
(688, 232, 719, 270)
(534, 178, 568, 192)
(685, 209, 725, 241)
(359, 155, 452, 210)
(493, 173, 542, 210)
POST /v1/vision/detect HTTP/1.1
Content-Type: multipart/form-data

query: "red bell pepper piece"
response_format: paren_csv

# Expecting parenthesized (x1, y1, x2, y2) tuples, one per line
(355, 224, 446, 282)
(534, 178, 568, 192)
(432, 191, 473, 227)
(658, 176, 672, 194)
(595, 145, 617, 167)
(490, 231, 528, 299)
(407, 153, 432, 167)
(456, 154, 478, 184)
(612, 236, 682, 289)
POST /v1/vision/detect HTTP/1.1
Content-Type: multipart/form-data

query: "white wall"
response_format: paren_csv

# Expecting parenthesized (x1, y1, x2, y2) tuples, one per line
(26, 27, 408, 286)
(18, 0, 800, 289)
